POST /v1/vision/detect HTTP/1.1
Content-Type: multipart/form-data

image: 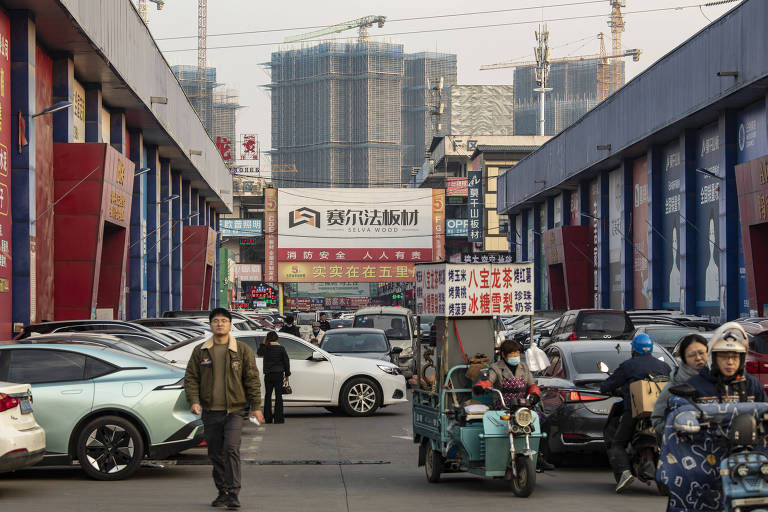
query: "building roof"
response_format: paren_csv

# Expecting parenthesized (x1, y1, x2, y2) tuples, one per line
(471, 145, 541, 159)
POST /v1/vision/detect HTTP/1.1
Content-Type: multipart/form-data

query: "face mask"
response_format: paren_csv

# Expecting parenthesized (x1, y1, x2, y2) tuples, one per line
(313, 329, 320, 335)
(506, 356, 521, 366)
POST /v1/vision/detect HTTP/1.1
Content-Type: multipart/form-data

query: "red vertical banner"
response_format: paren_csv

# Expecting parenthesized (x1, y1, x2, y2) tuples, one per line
(633, 156, 650, 309)
(432, 189, 445, 262)
(264, 187, 278, 282)
(0, 12, 11, 335)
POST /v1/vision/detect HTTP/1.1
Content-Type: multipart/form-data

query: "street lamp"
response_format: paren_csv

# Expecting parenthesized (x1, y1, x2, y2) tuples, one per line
(155, 194, 180, 204)
(135, 167, 151, 177)
(31, 100, 73, 118)
(695, 167, 724, 181)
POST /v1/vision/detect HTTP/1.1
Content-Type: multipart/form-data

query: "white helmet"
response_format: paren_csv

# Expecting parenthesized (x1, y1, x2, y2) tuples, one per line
(707, 322, 748, 369)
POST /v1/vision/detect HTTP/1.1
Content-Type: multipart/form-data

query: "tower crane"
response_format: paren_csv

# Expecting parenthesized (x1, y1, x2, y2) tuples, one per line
(137, 0, 164, 25)
(284, 15, 386, 44)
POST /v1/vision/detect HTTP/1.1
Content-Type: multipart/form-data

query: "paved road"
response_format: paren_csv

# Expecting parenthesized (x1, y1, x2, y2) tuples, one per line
(0, 400, 667, 511)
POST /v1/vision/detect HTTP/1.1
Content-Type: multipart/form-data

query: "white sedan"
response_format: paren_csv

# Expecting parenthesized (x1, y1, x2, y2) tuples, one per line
(0, 381, 46, 473)
(158, 331, 408, 416)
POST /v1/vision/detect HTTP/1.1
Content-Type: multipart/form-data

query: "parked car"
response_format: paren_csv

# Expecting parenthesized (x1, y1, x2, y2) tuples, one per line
(536, 340, 676, 465)
(86, 329, 176, 349)
(545, 309, 635, 347)
(161, 310, 262, 331)
(0, 381, 45, 474)
(319, 328, 401, 363)
(632, 325, 707, 350)
(160, 331, 407, 417)
(16, 320, 172, 341)
(0, 344, 203, 480)
(353, 306, 418, 378)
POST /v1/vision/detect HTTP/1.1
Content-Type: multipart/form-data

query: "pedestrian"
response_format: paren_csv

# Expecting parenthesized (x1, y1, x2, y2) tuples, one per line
(305, 321, 325, 345)
(184, 307, 264, 510)
(318, 312, 331, 332)
(279, 314, 301, 337)
(261, 331, 291, 424)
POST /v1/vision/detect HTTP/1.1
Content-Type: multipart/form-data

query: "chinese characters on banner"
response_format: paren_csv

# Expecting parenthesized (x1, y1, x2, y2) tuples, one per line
(432, 189, 445, 262)
(0, 11, 11, 334)
(277, 262, 415, 283)
(234, 264, 262, 282)
(446, 177, 468, 197)
(264, 188, 278, 282)
(467, 171, 483, 242)
(240, 134, 258, 161)
(220, 218, 263, 237)
(415, 263, 535, 317)
(216, 136, 233, 162)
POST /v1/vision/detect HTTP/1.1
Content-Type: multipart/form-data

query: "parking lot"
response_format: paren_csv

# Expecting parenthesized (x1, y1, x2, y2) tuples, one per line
(1, 398, 667, 512)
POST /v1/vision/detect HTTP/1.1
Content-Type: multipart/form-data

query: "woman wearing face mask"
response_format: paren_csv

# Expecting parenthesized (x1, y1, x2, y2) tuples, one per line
(651, 333, 708, 436)
(686, 322, 766, 403)
(488, 340, 541, 409)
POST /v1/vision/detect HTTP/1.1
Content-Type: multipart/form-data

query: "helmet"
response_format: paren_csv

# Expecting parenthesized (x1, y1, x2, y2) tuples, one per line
(707, 321, 748, 369)
(631, 333, 654, 354)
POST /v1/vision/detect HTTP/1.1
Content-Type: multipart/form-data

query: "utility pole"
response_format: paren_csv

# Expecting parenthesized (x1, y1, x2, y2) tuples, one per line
(533, 24, 552, 136)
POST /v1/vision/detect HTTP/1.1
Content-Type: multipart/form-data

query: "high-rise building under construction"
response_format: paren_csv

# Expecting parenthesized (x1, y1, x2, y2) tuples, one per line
(269, 43, 457, 188)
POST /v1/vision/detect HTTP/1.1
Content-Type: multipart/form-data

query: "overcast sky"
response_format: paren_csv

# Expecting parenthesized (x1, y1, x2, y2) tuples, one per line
(145, 0, 741, 167)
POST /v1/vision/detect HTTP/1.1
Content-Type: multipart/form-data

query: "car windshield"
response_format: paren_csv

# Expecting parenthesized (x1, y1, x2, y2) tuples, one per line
(321, 332, 389, 353)
(353, 314, 409, 339)
(644, 327, 700, 348)
(577, 312, 632, 335)
(571, 346, 673, 374)
(296, 313, 316, 325)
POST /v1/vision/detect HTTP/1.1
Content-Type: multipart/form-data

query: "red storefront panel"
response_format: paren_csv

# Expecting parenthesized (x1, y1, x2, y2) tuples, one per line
(35, 44, 54, 322)
(182, 225, 216, 310)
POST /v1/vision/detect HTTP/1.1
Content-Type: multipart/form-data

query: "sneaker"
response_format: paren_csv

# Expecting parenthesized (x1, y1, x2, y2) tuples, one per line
(226, 494, 241, 510)
(616, 470, 635, 493)
(211, 491, 228, 507)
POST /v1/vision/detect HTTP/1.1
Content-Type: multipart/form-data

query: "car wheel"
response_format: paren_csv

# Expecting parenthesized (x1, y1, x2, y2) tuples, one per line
(340, 377, 380, 417)
(76, 415, 144, 481)
(425, 443, 442, 483)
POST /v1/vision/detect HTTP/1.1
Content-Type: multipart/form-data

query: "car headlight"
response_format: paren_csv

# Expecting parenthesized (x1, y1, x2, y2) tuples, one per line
(761, 464, 768, 476)
(737, 465, 750, 477)
(514, 408, 533, 427)
(377, 364, 401, 375)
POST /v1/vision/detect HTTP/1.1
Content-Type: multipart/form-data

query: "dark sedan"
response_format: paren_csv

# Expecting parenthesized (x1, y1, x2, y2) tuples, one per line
(536, 340, 676, 465)
(319, 328, 401, 363)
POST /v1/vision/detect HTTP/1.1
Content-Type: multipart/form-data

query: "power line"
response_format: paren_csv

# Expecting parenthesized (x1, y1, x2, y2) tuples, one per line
(160, 3, 728, 54)
(154, 0, 609, 41)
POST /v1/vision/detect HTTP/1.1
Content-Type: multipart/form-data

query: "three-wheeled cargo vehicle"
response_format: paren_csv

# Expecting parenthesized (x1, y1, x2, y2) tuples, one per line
(412, 263, 542, 497)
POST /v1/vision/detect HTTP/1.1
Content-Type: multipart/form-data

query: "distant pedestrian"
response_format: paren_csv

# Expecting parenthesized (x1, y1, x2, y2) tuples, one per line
(305, 321, 325, 345)
(279, 314, 301, 337)
(184, 307, 264, 510)
(318, 312, 331, 332)
(261, 331, 291, 424)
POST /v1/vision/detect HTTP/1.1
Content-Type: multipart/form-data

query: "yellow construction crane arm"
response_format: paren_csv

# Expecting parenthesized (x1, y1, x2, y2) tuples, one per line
(479, 48, 640, 71)
(284, 15, 386, 43)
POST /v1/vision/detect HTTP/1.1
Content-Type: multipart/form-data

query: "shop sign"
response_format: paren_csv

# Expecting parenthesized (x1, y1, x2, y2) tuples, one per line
(264, 188, 278, 281)
(467, 170, 483, 242)
(446, 177, 468, 197)
(220, 218, 262, 237)
(0, 9, 10, 334)
(234, 264, 262, 282)
(240, 134, 259, 161)
(446, 219, 468, 237)
(277, 262, 415, 283)
(415, 263, 535, 317)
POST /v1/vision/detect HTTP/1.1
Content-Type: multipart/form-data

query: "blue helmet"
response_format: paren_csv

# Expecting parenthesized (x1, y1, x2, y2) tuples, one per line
(632, 333, 653, 354)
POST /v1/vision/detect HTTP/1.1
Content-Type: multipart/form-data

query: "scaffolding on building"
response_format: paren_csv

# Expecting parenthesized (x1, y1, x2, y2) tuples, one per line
(269, 41, 406, 188)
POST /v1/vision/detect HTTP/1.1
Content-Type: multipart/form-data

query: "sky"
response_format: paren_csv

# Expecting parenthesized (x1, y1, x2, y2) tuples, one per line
(145, 0, 741, 168)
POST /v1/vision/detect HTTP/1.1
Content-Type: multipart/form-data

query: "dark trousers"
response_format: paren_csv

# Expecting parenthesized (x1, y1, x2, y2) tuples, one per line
(202, 410, 244, 495)
(608, 411, 635, 473)
(264, 372, 285, 423)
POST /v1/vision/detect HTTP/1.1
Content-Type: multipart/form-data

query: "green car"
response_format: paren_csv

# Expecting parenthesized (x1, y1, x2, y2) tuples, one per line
(0, 343, 203, 480)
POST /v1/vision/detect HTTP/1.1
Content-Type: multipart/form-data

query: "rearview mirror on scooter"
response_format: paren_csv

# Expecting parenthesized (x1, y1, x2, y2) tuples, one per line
(597, 361, 610, 374)
(669, 383, 697, 400)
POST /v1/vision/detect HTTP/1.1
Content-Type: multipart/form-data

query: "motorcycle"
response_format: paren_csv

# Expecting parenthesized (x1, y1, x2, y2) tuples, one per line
(660, 386, 768, 512)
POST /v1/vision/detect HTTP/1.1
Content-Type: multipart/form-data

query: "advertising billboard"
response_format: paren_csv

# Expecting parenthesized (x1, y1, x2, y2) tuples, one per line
(696, 123, 722, 317)
(234, 264, 262, 282)
(0, 11, 11, 335)
(446, 219, 468, 237)
(220, 218, 262, 238)
(608, 168, 623, 309)
(277, 188, 440, 262)
(633, 157, 651, 309)
(277, 262, 415, 283)
(467, 171, 483, 242)
(661, 141, 682, 309)
(415, 263, 535, 316)
(264, 188, 278, 282)
(240, 134, 259, 161)
(589, 178, 601, 307)
(446, 177, 468, 197)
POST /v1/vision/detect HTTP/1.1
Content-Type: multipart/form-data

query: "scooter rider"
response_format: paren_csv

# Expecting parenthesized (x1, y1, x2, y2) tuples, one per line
(599, 333, 671, 493)
(686, 322, 766, 403)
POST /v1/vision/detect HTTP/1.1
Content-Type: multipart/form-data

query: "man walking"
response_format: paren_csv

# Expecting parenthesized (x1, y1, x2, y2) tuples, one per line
(185, 308, 265, 509)
(279, 314, 301, 337)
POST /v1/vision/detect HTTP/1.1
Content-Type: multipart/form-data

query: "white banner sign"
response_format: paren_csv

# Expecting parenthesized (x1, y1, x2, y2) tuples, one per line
(415, 263, 535, 317)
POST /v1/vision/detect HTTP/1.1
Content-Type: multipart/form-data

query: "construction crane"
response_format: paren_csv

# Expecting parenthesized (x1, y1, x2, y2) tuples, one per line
(137, 0, 164, 25)
(284, 15, 386, 44)
(608, 0, 626, 97)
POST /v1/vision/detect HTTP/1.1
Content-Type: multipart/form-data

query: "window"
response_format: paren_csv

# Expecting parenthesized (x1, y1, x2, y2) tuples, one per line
(322, 332, 389, 353)
(85, 357, 116, 379)
(550, 317, 563, 336)
(570, 347, 673, 375)
(353, 315, 410, 339)
(575, 312, 632, 336)
(8, 349, 87, 384)
(278, 337, 314, 360)
(543, 351, 562, 377)
(238, 335, 266, 355)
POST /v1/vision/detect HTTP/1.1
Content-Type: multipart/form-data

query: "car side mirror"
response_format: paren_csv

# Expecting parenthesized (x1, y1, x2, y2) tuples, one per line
(310, 351, 327, 362)
(391, 347, 403, 354)
(540, 329, 551, 337)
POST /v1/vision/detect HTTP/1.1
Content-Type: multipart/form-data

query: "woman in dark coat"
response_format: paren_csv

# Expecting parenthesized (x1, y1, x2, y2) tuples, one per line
(260, 331, 291, 424)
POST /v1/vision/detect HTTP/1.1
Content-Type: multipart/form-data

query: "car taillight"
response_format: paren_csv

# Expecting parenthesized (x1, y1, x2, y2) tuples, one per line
(746, 361, 761, 374)
(568, 332, 578, 341)
(562, 391, 605, 403)
(0, 393, 19, 412)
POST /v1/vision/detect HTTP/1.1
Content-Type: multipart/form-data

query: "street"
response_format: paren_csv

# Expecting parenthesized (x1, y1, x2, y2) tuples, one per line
(0, 398, 666, 512)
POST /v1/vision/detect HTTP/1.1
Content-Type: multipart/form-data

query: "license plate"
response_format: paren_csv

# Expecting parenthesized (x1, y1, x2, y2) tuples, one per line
(19, 397, 33, 414)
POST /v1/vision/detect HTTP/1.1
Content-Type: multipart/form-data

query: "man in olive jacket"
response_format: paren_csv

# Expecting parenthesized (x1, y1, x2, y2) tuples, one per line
(184, 308, 264, 509)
